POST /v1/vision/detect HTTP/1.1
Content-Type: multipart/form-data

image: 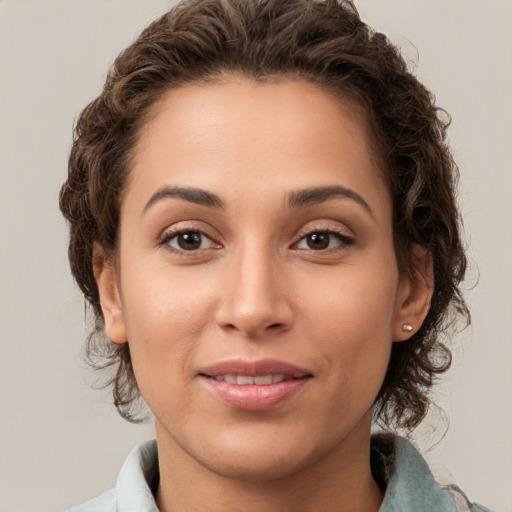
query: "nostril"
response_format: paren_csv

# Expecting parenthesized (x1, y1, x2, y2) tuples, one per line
(216, 300, 294, 338)
(221, 321, 285, 338)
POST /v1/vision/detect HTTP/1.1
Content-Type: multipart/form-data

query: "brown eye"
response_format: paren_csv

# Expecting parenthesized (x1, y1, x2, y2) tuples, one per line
(177, 232, 202, 250)
(167, 230, 213, 251)
(306, 233, 330, 250)
(296, 231, 354, 251)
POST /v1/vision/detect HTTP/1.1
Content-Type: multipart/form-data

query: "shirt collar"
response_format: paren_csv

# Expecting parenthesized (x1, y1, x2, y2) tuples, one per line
(373, 433, 458, 512)
(114, 435, 459, 512)
(116, 440, 159, 512)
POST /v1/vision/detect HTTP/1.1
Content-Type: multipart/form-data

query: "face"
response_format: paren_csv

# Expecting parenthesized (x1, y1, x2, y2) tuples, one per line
(97, 78, 424, 482)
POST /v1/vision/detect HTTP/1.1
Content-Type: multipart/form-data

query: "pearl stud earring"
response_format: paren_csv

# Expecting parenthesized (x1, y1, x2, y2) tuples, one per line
(402, 323, 413, 332)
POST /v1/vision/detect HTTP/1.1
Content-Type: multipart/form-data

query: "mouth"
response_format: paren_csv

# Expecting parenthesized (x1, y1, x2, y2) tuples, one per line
(198, 359, 312, 411)
(206, 374, 293, 385)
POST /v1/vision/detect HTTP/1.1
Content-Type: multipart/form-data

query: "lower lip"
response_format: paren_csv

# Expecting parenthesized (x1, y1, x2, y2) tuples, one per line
(200, 377, 310, 411)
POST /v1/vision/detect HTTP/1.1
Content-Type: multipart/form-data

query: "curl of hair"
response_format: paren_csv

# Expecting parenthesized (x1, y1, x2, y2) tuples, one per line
(60, 0, 469, 429)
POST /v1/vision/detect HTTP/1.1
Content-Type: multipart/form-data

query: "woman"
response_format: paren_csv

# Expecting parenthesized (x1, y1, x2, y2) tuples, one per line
(59, 0, 492, 510)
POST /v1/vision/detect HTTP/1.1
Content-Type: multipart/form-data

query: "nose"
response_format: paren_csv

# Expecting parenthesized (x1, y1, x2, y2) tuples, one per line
(215, 244, 294, 339)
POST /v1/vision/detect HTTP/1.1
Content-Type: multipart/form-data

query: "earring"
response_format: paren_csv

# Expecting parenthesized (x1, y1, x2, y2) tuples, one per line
(402, 323, 413, 332)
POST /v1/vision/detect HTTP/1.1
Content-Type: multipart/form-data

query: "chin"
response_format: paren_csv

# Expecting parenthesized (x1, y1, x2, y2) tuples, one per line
(191, 424, 331, 482)
(202, 450, 312, 483)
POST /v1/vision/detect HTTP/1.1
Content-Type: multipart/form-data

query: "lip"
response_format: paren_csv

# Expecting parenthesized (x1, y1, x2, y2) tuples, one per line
(198, 358, 312, 411)
(200, 358, 311, 378)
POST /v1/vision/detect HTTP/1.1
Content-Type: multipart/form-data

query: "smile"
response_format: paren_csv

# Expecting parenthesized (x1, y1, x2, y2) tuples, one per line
(210, 374, 289, 385)
(199, 359, 312, 410)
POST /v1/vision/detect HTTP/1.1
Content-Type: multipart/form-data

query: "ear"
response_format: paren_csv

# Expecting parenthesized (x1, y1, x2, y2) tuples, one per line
(393, 245, 433, 341)
(93, 243, 127, 345)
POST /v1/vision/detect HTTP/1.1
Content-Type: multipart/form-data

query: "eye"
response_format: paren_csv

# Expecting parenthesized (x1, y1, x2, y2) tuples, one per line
(164, 230, 217, 252)
(295, 231, 354, 251)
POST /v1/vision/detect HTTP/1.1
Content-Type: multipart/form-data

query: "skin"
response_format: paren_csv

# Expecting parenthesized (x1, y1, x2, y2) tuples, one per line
(95, 78, 432, 512)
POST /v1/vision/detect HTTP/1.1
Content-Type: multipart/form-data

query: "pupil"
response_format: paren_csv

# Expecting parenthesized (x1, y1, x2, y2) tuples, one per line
(307, 232, 330, 250)
(178, 232, 201, 250)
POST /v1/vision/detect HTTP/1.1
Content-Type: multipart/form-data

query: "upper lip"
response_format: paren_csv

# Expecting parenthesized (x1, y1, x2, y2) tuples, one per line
(199, 358, 312, 378)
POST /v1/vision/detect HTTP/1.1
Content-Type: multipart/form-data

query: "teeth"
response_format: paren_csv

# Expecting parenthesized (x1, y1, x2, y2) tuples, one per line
(254, 375, 272, 385)
(212, 374, 286, 385)
(237, 375, 254, 385)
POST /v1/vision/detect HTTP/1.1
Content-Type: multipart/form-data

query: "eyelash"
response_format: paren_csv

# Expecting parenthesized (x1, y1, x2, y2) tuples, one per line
(293, 230, 355, 252)
(158, 227, 219, 254)
(158, 225, 355, 255)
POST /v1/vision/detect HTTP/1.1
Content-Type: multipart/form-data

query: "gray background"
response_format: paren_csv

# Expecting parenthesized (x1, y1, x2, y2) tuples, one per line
(0, 1, 511, 510)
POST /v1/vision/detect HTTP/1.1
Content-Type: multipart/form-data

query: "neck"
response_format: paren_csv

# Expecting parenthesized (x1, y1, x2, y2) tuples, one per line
(155, 416, 383, 512)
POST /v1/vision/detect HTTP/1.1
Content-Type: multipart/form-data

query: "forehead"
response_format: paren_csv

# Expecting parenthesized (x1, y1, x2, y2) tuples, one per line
(127, 78, 389, 214)
(137, 77, 377, 155)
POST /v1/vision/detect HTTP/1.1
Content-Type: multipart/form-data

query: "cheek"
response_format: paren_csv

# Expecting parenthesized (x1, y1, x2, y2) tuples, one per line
(298, 258, 399, 333)
(122, 258, 217, 335)
(296, 263, 398, 388)
(119, 262, 218, 393)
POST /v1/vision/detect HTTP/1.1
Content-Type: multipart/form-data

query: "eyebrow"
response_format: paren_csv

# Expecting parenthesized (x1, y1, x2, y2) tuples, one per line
(143, 186, 225, 213)
(287, 185, 374, 218)
(143, 184, 373, 217)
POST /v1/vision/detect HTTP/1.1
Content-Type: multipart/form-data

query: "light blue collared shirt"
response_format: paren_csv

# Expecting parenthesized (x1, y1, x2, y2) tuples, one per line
(68, 435, 492, 512)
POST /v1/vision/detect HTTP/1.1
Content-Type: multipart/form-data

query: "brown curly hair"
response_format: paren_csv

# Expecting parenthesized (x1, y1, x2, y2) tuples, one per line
(60, 0, 469, 429)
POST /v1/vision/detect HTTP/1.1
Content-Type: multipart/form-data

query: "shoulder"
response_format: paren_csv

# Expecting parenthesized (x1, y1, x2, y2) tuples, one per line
(67, 440, 159, 512)
(67, 488, 116, 512)
(446, 485, 494, 512)
(371, 433, 494, 512)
